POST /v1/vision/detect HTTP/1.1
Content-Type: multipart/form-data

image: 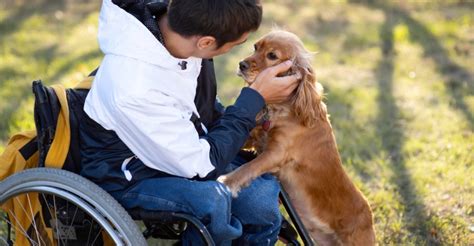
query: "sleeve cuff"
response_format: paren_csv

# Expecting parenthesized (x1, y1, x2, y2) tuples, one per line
(233, 87, 266, 118)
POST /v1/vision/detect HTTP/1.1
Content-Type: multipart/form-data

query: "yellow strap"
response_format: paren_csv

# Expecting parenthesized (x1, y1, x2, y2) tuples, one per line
(43, 76, 93, 168)
(74, 76, 93, 90)
(44, 84, 70, 168)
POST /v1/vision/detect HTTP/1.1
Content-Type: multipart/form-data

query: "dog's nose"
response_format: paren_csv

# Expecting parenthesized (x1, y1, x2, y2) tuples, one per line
(239, 61, 250, 71)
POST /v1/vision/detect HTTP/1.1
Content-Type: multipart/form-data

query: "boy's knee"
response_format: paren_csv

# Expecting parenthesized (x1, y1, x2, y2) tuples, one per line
(234, 175, 281, 224)
(253, 198, 282, 225)
(194, 181, 232, 216)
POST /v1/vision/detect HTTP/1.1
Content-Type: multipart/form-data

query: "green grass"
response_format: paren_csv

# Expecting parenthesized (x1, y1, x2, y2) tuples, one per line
(1, 0, 473, 244)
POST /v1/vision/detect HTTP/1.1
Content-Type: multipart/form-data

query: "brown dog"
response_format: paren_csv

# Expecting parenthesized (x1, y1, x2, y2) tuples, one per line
(217, 30, 376, 245)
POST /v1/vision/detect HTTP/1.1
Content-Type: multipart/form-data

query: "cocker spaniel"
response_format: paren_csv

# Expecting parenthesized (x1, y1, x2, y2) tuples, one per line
(218, 30, 376, 245)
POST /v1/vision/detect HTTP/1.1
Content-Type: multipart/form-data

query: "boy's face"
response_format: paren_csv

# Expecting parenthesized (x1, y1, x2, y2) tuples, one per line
(194, 32, 250, 59)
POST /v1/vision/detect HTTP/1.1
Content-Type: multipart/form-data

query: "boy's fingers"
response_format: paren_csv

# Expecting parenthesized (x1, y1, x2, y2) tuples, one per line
(286, 81, 299, 95)
(276, 70, 300, 87)
(268, 60, 293, 76)
(284, 74, 300, 96)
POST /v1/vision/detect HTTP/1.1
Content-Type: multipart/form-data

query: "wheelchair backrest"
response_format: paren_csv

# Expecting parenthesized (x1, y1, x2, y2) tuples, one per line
(32, 80, 90, 173)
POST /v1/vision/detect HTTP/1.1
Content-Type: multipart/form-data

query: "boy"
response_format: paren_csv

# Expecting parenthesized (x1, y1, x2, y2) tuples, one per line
(80, 0, 299, 244)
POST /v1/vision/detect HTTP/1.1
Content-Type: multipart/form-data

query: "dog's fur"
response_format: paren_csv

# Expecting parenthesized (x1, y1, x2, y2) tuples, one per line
(217, 30, 376, 245)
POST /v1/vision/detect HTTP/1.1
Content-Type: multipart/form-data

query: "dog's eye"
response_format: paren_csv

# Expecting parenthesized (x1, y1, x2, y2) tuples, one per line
(267, 52, 278, 60)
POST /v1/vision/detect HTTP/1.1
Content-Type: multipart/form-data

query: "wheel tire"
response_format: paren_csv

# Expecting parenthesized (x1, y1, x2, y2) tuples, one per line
(0, 168, 147, 246)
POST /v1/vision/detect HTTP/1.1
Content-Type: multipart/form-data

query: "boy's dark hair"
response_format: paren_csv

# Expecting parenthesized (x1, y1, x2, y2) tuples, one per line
(168, 0, 262, 48)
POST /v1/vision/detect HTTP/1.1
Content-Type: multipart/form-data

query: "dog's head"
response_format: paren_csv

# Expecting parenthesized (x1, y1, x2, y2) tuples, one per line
(238, 30, 324, 127)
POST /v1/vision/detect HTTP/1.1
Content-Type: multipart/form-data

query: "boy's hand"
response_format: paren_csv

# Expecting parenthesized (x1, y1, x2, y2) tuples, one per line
(250, 60, 300, 104)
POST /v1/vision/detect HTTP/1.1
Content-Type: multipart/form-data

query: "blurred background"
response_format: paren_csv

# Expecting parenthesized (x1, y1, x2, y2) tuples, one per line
(0, 0, 472, 244)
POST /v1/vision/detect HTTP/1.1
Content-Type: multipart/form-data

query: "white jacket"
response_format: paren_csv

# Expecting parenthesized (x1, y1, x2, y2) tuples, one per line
(84, 0, 215, 178)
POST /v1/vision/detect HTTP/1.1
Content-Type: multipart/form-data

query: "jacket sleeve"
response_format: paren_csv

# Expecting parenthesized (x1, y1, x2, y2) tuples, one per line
(202, 88, 265, 179)
(212, 95, 226, 121)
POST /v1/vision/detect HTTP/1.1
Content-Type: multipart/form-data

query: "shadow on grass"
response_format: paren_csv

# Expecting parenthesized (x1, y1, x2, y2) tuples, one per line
(0, 0, 66, 44)
(0, 47, 101, 141)
(0, 42, 60, 141)
(374, 10, 438, 244)
(48, 49, 102, 84)
(353, 1, 474, 130)
(0, 67, 22, 86)
(324, 85, 376, 182)
(0, 0, 85, 141)
(0, 81, 32, 141)
(397, 7, 474, 131)
(347, 0, 466, 243)
(324, 8, 439, 241)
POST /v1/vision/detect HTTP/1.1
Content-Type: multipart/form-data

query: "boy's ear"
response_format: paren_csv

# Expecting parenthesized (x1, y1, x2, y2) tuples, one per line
(197, 36, 216, 50)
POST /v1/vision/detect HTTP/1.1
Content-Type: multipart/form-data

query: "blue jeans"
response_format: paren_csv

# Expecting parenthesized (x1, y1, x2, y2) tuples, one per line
(110, 160, 282, 245)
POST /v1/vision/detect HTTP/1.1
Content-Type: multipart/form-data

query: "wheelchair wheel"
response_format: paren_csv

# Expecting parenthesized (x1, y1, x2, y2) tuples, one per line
(0, 168, 147, 246)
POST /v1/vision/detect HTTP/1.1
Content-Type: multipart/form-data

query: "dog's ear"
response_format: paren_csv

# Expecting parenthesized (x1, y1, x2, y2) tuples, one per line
(290, 59, 324, 127)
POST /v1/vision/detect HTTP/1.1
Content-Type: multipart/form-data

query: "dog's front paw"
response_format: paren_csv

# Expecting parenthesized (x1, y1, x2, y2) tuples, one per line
(217, 174, 242, 198)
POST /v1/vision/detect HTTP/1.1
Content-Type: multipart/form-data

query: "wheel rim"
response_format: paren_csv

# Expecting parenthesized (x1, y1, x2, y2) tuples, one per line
(1, 184, 128, 246)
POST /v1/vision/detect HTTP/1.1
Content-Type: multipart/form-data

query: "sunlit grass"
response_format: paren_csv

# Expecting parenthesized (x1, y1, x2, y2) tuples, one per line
(0, 0, 102, 145)
(1, 0, 473, 244)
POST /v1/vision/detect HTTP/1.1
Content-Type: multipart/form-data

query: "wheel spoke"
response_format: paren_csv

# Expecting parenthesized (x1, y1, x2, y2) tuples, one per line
(90, 225, 104, 246)
(7, 208, 38, 246)
(41, 193, 66, 246)
(0, 236, 10, 245)
(67, 206, 79, 234)
(52, 195, 69, 246)
(53, 195, 60, 246)
(86, 218, 93, 245)
(25, 193, 47, 246)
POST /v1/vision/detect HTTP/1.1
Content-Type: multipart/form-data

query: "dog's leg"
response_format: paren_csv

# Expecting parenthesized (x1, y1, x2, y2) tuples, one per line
(340, 226, 376, 246)
(217, 144, 285, 197)
(311, 229, 341, 246)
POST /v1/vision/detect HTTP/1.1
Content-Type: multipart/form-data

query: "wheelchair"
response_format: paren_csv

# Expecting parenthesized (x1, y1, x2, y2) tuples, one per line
(0, 79, 313, 245)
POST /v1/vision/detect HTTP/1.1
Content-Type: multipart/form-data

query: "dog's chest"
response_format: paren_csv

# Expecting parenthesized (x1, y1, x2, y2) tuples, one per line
(251, 105, 291, 152)
(248, 125, 269, 153)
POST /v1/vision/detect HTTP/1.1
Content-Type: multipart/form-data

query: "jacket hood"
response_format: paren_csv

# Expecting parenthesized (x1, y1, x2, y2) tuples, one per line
(97, 0, 200, 69)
